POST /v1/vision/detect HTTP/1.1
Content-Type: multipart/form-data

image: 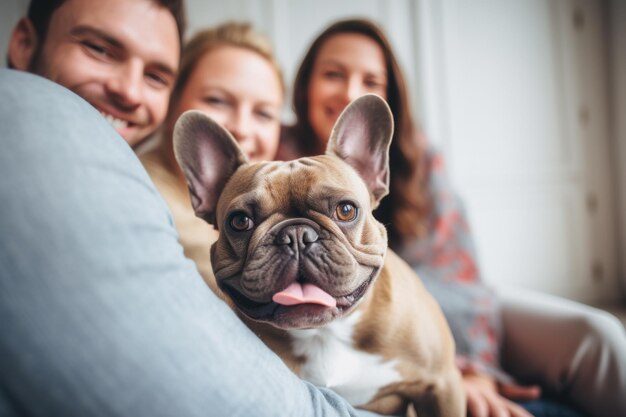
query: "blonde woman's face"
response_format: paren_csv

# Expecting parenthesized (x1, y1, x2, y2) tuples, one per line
(174, 46, 283, 162)
(307, 33, 387, 145)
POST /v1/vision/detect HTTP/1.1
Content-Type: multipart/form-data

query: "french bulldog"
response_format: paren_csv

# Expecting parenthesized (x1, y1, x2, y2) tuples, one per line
(173, 94, 465, 416)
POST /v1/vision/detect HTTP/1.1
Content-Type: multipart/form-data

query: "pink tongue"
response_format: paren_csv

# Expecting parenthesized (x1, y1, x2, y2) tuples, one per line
(272, 282, 337, 308)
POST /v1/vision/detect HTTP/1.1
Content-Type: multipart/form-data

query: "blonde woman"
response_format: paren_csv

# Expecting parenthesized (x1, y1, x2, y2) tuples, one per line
(140, 22, 284, 293)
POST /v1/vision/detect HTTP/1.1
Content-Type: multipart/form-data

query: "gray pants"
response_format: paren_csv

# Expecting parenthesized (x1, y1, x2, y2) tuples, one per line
(499, 287, 626, 417)
(0, 69, 379, 417)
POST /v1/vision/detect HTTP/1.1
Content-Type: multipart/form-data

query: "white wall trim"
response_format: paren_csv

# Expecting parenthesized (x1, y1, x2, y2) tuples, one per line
(609, 0, 626, 298)
(410, 0, 451, 155)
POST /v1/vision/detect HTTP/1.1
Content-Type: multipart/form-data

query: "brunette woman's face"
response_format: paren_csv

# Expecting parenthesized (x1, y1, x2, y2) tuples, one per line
(307, 33, 388, 146)
(173, 46, 283, 162)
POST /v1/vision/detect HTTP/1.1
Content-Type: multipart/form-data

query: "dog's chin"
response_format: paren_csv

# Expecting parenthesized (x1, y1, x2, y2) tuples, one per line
(265, 304, 342, 329)
(219, 274, 375, 330)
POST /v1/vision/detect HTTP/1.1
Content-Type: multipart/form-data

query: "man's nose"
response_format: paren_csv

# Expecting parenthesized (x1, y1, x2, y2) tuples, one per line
(105, 62, 143, 109)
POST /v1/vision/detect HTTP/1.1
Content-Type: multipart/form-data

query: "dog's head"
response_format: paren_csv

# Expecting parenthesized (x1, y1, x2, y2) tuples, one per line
(174, 94, 394, 329)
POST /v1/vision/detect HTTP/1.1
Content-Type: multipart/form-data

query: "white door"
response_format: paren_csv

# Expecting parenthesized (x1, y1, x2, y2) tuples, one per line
(415, 0, 618, 302)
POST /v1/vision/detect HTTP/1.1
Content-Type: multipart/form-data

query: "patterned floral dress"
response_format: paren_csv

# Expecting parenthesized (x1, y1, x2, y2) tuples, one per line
(393, 145, 513, 383)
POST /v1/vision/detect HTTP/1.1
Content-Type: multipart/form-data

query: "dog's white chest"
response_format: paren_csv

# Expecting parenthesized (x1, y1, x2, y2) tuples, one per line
(288, 312, 401, 406)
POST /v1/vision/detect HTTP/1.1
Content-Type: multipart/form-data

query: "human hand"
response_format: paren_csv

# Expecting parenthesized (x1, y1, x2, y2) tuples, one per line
(463, 373, 540, 417)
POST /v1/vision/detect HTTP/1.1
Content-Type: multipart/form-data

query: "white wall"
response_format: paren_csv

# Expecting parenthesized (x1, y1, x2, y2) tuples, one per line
(610, 0, 626, 296)
(0, 0, 28, 64)
(416, 0, 619, 303)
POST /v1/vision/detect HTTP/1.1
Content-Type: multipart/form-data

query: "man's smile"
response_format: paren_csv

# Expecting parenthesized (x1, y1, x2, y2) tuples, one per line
(101, 112, 132, 130)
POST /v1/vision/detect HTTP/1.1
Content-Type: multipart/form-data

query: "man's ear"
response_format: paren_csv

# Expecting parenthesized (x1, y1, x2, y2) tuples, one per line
(8, 18, 38, 70)
(173, 110, 248, 227)
(326, 94, 394, 208)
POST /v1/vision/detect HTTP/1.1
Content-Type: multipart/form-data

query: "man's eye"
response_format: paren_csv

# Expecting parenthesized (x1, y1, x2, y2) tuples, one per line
(145, 72, 169, 88)
(335, 202, 358, 222)
(81, 41, 109, 57)
(229, 212, 254, 232)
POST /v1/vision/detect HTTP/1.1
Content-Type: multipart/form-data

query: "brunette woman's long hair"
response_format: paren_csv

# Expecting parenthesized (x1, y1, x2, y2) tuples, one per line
(290, 18, 430, 246)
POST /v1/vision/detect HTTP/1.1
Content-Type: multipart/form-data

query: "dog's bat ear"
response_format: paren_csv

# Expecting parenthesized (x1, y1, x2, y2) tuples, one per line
(173, 110, 248, 226)
(326, 94, 394, 208)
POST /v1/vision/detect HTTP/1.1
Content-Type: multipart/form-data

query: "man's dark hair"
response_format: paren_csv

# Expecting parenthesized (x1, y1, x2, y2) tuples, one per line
(27, 0, 186, 48)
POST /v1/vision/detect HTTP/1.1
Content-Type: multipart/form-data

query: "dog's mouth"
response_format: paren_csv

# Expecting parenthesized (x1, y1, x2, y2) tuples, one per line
(220, 272, 376, 328)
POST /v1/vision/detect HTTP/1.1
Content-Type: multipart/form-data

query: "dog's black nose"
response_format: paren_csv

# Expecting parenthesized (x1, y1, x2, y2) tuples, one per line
(275, 224, 319, 248)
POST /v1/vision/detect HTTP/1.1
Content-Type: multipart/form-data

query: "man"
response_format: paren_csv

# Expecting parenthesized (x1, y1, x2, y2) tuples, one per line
(7, 0, 184, 147)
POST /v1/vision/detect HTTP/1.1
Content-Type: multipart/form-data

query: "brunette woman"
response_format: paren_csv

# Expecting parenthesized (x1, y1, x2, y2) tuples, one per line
(279, 18, 626, 417)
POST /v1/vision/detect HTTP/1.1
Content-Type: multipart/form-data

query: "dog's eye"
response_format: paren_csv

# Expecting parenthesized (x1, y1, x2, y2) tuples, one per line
(335, 202, 357, 222)
(229, 212, 254, 232)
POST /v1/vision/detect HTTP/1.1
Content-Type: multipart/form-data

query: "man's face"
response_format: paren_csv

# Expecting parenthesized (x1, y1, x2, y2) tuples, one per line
(19, 0, 180, 147)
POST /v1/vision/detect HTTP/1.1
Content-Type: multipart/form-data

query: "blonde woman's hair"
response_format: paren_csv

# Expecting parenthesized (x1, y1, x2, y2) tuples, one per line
(166, 21, 284, 124)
